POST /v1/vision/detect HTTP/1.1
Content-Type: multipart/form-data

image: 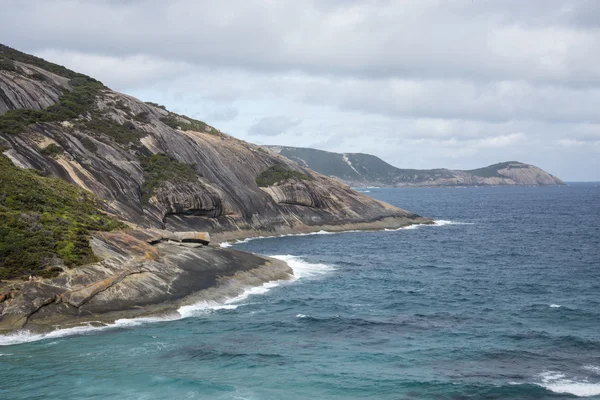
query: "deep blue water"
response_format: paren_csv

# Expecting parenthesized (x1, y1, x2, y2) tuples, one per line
(1, 184, 600, 399)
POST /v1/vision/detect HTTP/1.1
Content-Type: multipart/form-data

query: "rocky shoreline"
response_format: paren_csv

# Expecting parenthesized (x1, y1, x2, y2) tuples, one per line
(0, 215, 428, 335)
(0, 45, 431, 337)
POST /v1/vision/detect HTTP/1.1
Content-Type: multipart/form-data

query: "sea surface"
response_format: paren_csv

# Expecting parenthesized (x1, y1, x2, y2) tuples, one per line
(1, 184, 599, 399)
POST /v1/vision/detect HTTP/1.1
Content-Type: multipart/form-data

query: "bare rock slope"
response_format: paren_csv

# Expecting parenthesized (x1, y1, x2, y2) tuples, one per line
(0, 44, 428, 333)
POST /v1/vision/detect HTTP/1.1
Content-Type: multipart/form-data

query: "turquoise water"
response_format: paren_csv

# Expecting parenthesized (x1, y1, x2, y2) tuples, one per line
(1, 184, 599, 399)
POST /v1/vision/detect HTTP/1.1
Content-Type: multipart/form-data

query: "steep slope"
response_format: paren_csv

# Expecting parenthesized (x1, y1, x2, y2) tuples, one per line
(270, 146, 564, 187)
(0, 45, 425, 238)
(0, 44, 428, 332)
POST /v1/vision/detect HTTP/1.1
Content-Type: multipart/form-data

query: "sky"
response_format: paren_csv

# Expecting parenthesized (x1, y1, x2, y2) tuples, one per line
(2, 0, 599, 181)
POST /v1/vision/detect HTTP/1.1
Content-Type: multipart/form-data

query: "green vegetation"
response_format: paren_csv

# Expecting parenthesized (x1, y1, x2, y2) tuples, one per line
(0, 44, 88, 80)
(0, 155, 123, 280)
(160, 112, 216, 134)
(0, 57, 17, 72)
(40, 143, 63, 158)
(29, 72, 47, 81)
(80, 117, 142, 145)
(468, 162, 526, 178)
(0, 76, 104, 135)
(255, 164, 311, 187)
(134, 111, 150, 123)
(114, 100, 130, 112)
(145, 102, 167, 110)
(79, 136, 98, 153)
(140, 153, 198, 202)
(159, 115, 180, 129)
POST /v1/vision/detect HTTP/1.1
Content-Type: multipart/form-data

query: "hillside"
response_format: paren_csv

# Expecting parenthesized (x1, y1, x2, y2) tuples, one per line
(269, 146, 564, 187)
(0, 44, 428, 333)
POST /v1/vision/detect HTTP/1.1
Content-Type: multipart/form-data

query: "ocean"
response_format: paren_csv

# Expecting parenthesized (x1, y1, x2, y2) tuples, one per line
(1, 184, 599, 399)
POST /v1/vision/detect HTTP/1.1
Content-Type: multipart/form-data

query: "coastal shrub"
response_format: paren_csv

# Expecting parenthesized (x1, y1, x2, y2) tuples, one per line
(0, 57, 17, 72)
(29, 72, 47, 81)
(114, 100, 130, 112)
(145, 102, 167, 110)
(467, 162, 527, 179)
(40, 143, 63, 157)
(134, 111, 150, 123)
(37, 267, 64, 279)
(255, 164, 311, 187)
(0, 44, 95, 80)
(0, 76, 103, 134)
(160, 112, 216, 134)
(80, 117, 143, 145)
(0, 154, 123, 280)
(160, 115, 180, 129)
(79, 136, 98, 153)
(140, 153, 198, 202)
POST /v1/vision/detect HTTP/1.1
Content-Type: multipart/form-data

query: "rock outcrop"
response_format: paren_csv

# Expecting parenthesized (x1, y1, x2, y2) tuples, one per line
(0, 44, 429, 333)
(0, 230, 292, 333)
(270, 146, 565, 187)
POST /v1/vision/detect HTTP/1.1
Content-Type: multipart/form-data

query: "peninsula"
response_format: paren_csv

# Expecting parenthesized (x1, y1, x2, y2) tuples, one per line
(269, 146, 564, 187)
(0, 44, 428, 333)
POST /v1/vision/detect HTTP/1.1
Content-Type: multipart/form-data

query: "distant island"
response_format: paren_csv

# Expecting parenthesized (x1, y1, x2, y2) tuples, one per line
(268, 146, 564, 187)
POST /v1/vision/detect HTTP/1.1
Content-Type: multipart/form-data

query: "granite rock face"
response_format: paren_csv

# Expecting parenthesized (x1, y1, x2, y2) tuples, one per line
(0, 62, 70, 114)
(0, 45, 429, 333)
(0, 69, 426, 238)
(0, 231, 292, 333)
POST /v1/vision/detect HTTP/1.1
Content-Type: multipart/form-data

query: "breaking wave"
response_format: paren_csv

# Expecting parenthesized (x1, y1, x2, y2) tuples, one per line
(536, 371, 600, 397)
(222, 220, 474, 246)
(0, 256, 335, 347)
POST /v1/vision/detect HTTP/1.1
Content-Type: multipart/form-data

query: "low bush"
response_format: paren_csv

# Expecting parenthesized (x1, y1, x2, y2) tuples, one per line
(140, 153, 198, 202)
(145, 102, 167, 110)
(79, 136, 98, 153)
(255, 164, 311, 187)
(0, 44, 92, 80)
(40, 143, 63, 157)
(0, 154, 124, 279)
(0, 57, 17, 72)
(0, 76, 103, 134)
(134, 111, 150, 123)
(80, 117, 143, 146)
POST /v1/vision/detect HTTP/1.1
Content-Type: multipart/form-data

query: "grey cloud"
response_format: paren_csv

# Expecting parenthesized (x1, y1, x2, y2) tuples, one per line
(204, 107, 239, 122)
(1, 0, 598, 179)
(248, 116, 301, 136)
(3, 0, 600, 86)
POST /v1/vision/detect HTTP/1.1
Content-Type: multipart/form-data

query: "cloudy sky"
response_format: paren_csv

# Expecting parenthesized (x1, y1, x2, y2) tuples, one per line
(2, 0, 600, 180)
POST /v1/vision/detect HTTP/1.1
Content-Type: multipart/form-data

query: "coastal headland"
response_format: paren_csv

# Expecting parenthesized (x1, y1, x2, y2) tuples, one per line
(0, 44, 429, 334)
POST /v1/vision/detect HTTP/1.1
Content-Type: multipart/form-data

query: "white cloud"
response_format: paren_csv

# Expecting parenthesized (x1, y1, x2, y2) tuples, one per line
(248, 116, 301, 136)
(1, 0, 599, 180)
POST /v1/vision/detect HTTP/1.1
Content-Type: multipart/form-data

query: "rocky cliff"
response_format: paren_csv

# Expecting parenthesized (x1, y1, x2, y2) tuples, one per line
(0, 44, 428, 333)
(270, 146, 565, 187)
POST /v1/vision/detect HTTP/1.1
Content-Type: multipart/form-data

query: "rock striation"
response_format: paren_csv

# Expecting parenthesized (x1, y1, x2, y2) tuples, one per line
(0, 230, 292, 333)
(0, 44, 429, 333)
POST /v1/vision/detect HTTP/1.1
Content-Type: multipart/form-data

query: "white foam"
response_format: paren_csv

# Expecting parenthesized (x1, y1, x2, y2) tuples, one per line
(296, 314, 308, 318)
(538, 371, 600, 397)
(584, 366, 600, 375)
(220, 220, 474, 245)
(433, 220, 474, 226)
(219, 230, 345, 248)
(269, 255, 335, 280)
(0, 256, 335, 346)
(0, 322, 121, 346)
(550, 304, 562, 308)
(384, 224, 422, 231)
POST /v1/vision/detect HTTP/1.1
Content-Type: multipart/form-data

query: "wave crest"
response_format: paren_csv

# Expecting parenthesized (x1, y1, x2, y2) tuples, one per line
(537, 371, 600, 397)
